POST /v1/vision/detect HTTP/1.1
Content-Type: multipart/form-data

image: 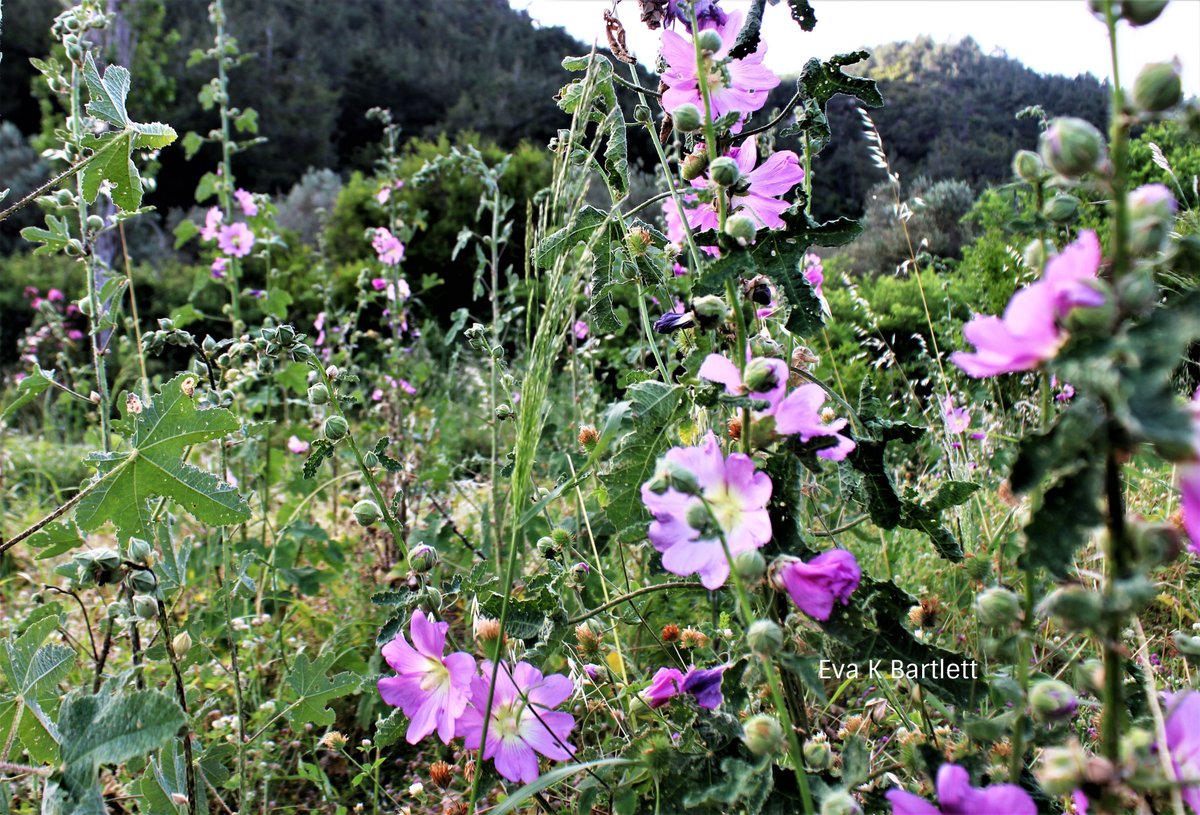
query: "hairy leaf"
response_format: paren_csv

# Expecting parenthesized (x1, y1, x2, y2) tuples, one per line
(783, 52, 883, 156)
(1021, 458, 1103, 578)
(284, 652, 359, 727)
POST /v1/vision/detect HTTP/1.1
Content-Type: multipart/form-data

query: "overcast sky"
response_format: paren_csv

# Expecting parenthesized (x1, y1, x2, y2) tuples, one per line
(511, 0, 1200, 95)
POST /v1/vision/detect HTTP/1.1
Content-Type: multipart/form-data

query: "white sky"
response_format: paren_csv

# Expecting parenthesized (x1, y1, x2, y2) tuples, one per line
(512, 0, 1200, 94)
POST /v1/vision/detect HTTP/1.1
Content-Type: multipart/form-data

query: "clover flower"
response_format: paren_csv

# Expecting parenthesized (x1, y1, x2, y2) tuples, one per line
(371, 227, 406, 266)
(216, 223, 255, 258)
(773, 550, 861, 621)
(660, 10, 779, 122)
(458, 660, 576, 783)
(952, 231, 1104, 378)
(640, 664, 726, 709)
(886, 763, 1036, 815)
(378, 610, 476, 745)
(641, 432, 772, 589)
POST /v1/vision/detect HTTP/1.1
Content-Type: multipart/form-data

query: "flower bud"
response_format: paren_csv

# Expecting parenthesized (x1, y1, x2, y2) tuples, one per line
(626, 227, 653, 257)
(86, 214, 104, 231)
(1174, 632, 1200, 662)
(537, 535, 560, 558)
(1115, 268, 1160, 314)
(352, 499, 382, 526)
(803, 735, 832, 770)
(363, 451, 380, 469)
(634, 104, 653, 124)
(691, 294, 729, 329)
(132, 594, 159, 622)
(495, 403, 513, 421)
(1012, 149, 1045, 183)
(308, 383, 330, 404)
(734, 549, 767, 581)
(1122, 0, 1169, 25)
(323, 415, 349, 440)
(1038, 744, 1086, 796)
(1133, 61, 1182, 112)
(685, 502, 715, 532)
(682, 151, 709, 181)
(1042, 194, 1080, 223)
(747, 619, 783, 656)
(672, 103, 703, 133)
(551, 527, 573, 548)
(409, 544, 438, 573)
(820, 791, 863, 815)
(1127, 183, 1177, 255)
(653, 311, 696, 334)
(742, 714, 785, 756)
(1030, 679, 1078, 720)
(173, 630, 193, 656)
(696, 29, 723, 54)
(743, 357, 781, 394)
(709, 156, 741, 187)
(724, 214, 758, 247)
(578, 424, 600, 451)
(1079, 658, 1106, 694)
(975, 586, 1021, 628)
(1043, 584, 1103, 631)
(128, 569, 158, 595)
(1040, 117, 1106, 178)
(127, 537, 153, 564)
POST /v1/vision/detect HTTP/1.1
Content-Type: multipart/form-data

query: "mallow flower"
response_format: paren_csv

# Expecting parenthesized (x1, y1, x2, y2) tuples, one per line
(773, 550, 861, 621)
(886, 763, 1036, 815)
(952, 230, 1104, 378)
(200, 206, 223, 241)
(942, 396, 971, 435)
(1182, 389, 1200, 553)
(371, 227, 406, 266)
(216, 223, 255, 258)
(660, 10, 779, 122)
(699, 353, 855, 460)
(641, 432, 772, 589)
(377, 610, 476, 745)
(1164, 690, 1200, 813)
(641, 665, 726, 710)
(458, 661, 576, 784)
(234, 188, 258, 217)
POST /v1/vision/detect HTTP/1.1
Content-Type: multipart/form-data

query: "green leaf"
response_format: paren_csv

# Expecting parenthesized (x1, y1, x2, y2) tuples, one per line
(786, 0, 818, 31)
(1010, 398, 1106, 494)
(841, 735, 869, 787)
(26, 521, 85, 560)
(75, 373, 250, 542)
(728, 0, 767, 59)
(560, 55, 628, 201)
(20, 215, 72, 256)
(487, 759, 632, 815)
(83, 57, 131, 127)
(303, 439, 336, 479)
(1, 367, 56, 423)
(1021, 458, 1103, 578)
(784, 52, 883, 156)
(533, 205, 608, 269)
(284, 652, 359, 728)
(374, 708, 406, 749)
(684, 754, 774, 809)
(0, 615, 74, 764)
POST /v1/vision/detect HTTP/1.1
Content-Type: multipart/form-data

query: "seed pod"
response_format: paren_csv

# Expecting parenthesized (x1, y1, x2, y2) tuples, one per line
(128, 569, 158, 595)
(352, 499, 382, 526)
(127, 537, 153, 564)
(173, 631, 193, 656)
(323, 415, 349, 440)
(86, 214, 104, 231)
(132, 594, 159, 622)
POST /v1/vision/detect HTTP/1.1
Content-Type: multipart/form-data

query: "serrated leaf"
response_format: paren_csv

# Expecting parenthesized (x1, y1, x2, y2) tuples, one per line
(560, 54, 627, 201)
(601, 382, 688, 534)
(83, 56, 131, 127)
(20, 215, 72, 256)
(75, 374, 249, 542)
(284, 653, 359, 728)
(1, 367, 56, 422)
(728, 0, 767, 60)
(1010, 397, 1105, 493)
(787, 0, 817, 31)
(303, 438, 336, 479)
(533, 205, 608, 268)
(26, 521, 84, 559)
(1021, 459, 1103, 578)
(784, 52, 883, 156)
(374, 708, 406, 749)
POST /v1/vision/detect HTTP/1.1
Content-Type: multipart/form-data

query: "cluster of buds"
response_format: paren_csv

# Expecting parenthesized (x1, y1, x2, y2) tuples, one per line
(58, 548, 123, 589)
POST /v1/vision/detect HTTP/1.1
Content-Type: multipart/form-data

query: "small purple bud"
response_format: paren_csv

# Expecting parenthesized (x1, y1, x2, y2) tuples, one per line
(654, 311, 696, 333)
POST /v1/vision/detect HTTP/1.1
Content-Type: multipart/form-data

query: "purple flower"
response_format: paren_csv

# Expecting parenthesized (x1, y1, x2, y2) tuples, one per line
(47, 289, 65, 302)
(1182, 391, 1200, 553)
(660, 11, 779, 122)
(942, 396, 971, 435)
(952, 231, 1103, 378)
(664, 138, 804, 243)
(211, 257, 228, 279)
(654, 311, 696, 333)
(774, 550, 861, 621)
(372, 227, 405, 266)
(886, 763, 1036, 815)
(216, 223, 255, 258)
(699, 353, 855, 460)
(641, 432, 772, 589)
(640, 665, 725, 710)
(1164, 691, 1200, 813)
(664, 0, 727, 30)
(371, 277, 388, 291)
(234, 188, 258, 217)
(458, 661, 577, 783)
(574, 320, 589, 340)
(378, 610, 477, 745)
(286, 435, 309, 455)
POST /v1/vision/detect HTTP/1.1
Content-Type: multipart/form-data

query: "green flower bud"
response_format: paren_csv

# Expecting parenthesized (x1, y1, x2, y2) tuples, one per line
(975, 586, 1021, 628)
(747, 619, 783, 656)
(1042, 193, 1080, 223)
(734, 549, 767, 581)
(820, 791, 863, 815)
(696, 29, 723, 54)
(363, 452, 380, 469)
(634, 104, 653, 124)
(86, 214, 104, 231)
(1030, 679, 1079, 721)
(803, 736, 833, 770)
(107, 601, 128, 620)
(1121, 0, 1169, 25)
(691, 294, 729, 329)
(672, 103, 703, 133)
(409, 544, 438, 573)
(709, 156, 741, 187)
(1044, 584, 1103, 631)
(1040, 117, 1106, 178)
(1038, 744, 1086, 796)
(1078, 658, 1106, 694)
(495, 403, 513, 421)
(1133, 61, 1182, 112)
(724, 214, 758, 247)
(1012, 149, 1045, 183)
(537, 536, 560, 558)
(1174, 632, 1200, 662)
(682, 150, 709, 181)
(963, 554, 992, 582)
(127, 537, 153, 564)
(132, 594, 159, 622)
(308, 383, 330, 405)
(1116, 268, 1160, 313)
(173, 630, 193, 656)
(128, 569, 158, 595)
(685, 502, 715, 533)
(323, 415, 349, 440)
(663, 460, 701, 495)
(742, 714, 785, 756)
(352, 499, 382, 526)
(743, 357, 781, 394)
(551, 528, 573, 548)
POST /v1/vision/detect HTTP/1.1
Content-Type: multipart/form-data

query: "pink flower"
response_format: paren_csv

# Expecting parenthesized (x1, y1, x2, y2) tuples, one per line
(641, 667, 685, 708)
(952, 231, 1103, 378)
(371, 388, 385, 402)
(640, 664, 726, 709)
(286, 435, 309, 455)
(372, 227, 405, 266)
(234, 189, 258, 217)
(887, 763, 1035, 815)
(699, 353, 855, 460)
(216, 223, 255, 258)
(372, 278, 388, 291)
(211, 257, 228, 279)
(641, 432, 772, 589)
(1164, 691, 1200, 813)
(574, 320, 589, 340)
(774, 550, 861, 621)
(314, 312, 326, 347)
(398, 378, 417, 395)
(387, 279, 412, 302)
(200, 207, 223, 241)
(378, 610, 477, 745)
(664, 138, 804, 243)
(47, 289, 65, 302)
(660, 10, 779, 122)
(458, 661, 576, 783)
(942, 396, 971, 435)
(1181, 391, 1200, 554)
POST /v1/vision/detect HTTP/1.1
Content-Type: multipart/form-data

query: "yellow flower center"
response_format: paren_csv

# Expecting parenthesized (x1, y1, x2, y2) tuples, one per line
(419, 658, 450, 692)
